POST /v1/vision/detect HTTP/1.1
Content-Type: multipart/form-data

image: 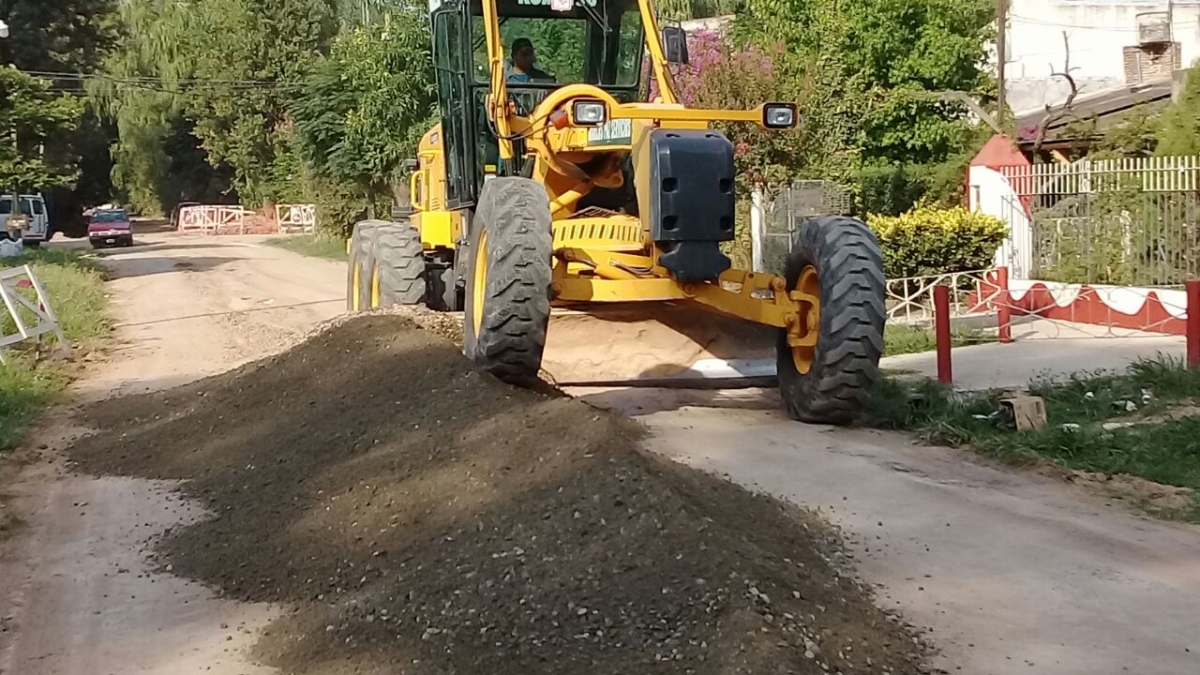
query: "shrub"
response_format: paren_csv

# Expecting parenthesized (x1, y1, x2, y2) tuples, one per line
(868, 205, 1007, 279)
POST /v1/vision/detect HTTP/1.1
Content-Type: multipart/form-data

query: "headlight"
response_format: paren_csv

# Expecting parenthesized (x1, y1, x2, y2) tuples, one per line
(763, 103, 798, 129)
(572, 100, 607, 126)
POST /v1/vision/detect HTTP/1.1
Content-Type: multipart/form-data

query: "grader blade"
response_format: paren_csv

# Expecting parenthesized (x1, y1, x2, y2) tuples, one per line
(540, 303, 778, 387)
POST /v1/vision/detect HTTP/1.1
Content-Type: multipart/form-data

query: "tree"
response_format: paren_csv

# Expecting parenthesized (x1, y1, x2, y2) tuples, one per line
(292, 7, 437, 233)
(0, 67, 82, 195)
(1155, 64, 1200, 156)
(94, 0, 340, 213)
(733, 0, 996, 208)
(0, 0, 120, 232)
(172, 0, 339, 206)
(294, 10, 435, 189)
(0, 0, 119, 73)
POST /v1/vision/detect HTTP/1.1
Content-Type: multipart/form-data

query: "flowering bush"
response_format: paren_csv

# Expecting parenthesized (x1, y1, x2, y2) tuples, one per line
(651, 30, 806, 192)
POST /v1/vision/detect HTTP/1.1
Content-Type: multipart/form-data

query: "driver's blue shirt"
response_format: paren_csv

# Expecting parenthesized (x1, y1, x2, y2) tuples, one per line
(507, 67, 552, 83)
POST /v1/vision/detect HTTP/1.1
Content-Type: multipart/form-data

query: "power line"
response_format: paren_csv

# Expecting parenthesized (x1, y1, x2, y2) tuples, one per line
(19, 69, 300, 92)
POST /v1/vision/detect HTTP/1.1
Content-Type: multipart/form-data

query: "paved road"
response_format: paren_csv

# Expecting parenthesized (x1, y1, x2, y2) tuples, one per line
(0, 232, 345, 675)
(3, 232, 1199, 675)
(882, 317, 1186, 391)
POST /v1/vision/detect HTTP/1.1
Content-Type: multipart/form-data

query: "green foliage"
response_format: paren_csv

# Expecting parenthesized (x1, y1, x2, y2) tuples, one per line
(95, 0, 340, 212)
(738, 0, 995, 169)
(673, 33, 807, 193)
(1155, 64, 1200, 156)
(0, 0, 120, 74)
(176, 0, 339, 206)
(92, 0, 217, 214)
(1061, 104, 1162, 160)
(97, 0, 434, 229)
(0, 356, 65, 451)
(0, 67, 84, 194)
(655, 0, 742, 21)
(293, 11, 436, 192)
(0, 0, 121, 228)
(265, 233, 348, 260)
(289, 9, 436, 236)
(883, 323, 996, 356)
(868, 204, 1007, 278)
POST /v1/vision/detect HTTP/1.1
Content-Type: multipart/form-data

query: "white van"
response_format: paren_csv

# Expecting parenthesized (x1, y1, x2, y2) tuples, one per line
(0, 194, 50, 247)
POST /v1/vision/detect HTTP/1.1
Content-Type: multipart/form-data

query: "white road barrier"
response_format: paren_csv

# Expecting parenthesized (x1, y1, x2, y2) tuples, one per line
(0, 264, 69, 363)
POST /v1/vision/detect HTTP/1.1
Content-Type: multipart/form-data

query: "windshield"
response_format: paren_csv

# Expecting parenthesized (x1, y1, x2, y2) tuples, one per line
(92, 210, 128, 223)
(471, 0, 645, 88)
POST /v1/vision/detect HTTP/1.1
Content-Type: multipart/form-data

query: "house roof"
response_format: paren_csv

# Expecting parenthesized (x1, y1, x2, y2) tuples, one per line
(1014, 81, 1173, 147)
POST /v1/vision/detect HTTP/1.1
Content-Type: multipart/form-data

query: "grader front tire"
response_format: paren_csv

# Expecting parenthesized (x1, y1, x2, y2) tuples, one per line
(464, 177, 552, 386)
(374, 222, 426, 307)
(777, 216, 886, 425)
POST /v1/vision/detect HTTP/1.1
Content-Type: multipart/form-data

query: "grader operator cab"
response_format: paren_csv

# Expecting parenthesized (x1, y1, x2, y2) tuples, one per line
(346, 0, 887, 423)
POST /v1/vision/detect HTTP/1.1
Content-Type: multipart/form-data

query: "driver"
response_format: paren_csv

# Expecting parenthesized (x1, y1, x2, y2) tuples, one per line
(507, 38, 554, 83)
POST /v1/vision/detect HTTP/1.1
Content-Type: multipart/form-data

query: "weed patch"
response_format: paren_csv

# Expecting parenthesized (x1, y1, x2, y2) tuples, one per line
(870, 357, 1200, 520)
(264, 234, 346, 260)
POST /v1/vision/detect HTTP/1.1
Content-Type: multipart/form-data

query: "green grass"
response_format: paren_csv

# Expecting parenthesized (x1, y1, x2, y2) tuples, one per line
(883, 323, 997, 357)
(265, 234, 347, 260)
(869, 357, 1200, 520)
(0, 247, 110, 451)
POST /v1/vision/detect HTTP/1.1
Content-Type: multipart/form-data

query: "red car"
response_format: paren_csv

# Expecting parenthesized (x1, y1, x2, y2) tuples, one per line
(88, 209, 134, 248)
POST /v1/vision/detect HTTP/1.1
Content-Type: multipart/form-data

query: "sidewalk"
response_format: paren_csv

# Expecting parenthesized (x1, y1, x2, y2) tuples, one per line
(883, 331, 1186, 390)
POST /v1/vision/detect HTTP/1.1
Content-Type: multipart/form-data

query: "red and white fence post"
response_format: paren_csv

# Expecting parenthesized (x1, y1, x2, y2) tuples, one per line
(934, 285, 953, 386)
(995, 266, 1013, 344)
(1187, 280, 1200, 370)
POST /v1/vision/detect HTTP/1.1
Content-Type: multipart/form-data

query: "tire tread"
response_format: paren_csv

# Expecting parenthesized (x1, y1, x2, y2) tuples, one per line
(777, 215, 886, 425)
(466, 178, 552, 385)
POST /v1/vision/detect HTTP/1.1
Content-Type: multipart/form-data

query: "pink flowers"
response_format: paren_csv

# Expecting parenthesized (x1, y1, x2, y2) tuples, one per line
(648, 30, 781, 106)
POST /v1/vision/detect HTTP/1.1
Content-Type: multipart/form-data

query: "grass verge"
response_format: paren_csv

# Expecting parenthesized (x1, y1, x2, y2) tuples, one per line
(883, 322, 996, 357)
(1, 247, 109, 451)
(265, 234, 347, 260)
(870, 357, 1200, 520)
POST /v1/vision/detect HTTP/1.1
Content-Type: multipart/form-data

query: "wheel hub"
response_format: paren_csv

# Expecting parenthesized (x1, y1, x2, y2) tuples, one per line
(471, 230, 489, 334)
(789, 265, 821, 374)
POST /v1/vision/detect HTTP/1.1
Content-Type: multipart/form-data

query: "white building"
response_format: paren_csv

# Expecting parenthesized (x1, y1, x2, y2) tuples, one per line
(1004, 0, 1199, 115)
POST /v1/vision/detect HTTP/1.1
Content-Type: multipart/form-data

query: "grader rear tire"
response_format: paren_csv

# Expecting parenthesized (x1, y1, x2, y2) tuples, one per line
(777, 215, 886, 425)
(374, 222, 426, 306)
(464, 177, 552, 386)
(346, 220, 384, 311)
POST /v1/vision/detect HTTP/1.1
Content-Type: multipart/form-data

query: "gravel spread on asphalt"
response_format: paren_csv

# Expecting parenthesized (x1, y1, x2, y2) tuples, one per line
(67, 313, 931, 675)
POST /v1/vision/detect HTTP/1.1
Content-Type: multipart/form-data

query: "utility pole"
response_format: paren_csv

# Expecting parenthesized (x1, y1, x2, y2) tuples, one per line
(997, 0, 1008, 130)
(1168, 0, 1176, 69)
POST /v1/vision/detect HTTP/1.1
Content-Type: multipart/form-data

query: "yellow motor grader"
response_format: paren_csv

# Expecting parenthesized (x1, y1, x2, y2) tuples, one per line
(347, 0, 886, 423)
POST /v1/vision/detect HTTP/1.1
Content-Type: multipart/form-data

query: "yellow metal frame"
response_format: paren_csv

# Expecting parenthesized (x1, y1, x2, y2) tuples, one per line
(553, 266, 816, 337)
(460, 0, 816, 350)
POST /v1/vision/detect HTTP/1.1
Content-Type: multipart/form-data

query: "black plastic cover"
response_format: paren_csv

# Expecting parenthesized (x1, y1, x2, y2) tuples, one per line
(647, 129, 736, 282)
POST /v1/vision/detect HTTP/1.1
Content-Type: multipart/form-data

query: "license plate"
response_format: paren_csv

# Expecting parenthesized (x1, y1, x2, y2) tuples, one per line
(587, 119, 632, 146)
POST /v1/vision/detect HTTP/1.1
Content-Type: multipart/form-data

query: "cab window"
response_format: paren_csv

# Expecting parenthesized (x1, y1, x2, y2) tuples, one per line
(470, 0, 644, 88)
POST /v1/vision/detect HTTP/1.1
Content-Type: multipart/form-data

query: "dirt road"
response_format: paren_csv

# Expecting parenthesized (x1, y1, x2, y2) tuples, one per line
(0, 232, 345, 675)
(2, 231, 1199, 674)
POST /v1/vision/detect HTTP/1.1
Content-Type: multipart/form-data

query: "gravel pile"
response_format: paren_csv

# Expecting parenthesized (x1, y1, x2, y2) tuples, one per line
(68, 314, 930, 675)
